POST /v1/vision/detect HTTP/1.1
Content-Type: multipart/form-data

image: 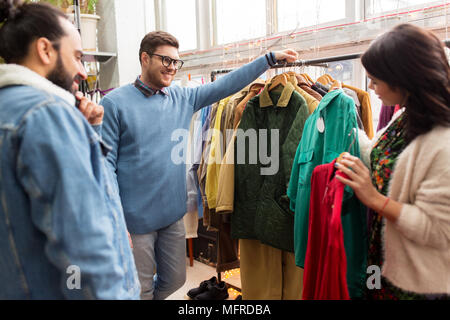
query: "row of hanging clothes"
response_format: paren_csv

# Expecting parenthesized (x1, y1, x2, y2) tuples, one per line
(184, 63, 375, 300)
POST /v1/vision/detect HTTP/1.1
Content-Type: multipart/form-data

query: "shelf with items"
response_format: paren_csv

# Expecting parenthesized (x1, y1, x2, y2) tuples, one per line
(82, 51, 117, 63)
(81, 52, 117, 103)
(70, 0, 117, 101)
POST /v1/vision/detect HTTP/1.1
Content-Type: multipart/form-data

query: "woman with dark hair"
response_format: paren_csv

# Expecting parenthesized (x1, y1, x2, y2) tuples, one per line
(335, 23, 450, 299)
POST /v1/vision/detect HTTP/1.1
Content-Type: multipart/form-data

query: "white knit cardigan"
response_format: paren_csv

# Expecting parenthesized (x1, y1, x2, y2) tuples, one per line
(359, 109, 450, 294)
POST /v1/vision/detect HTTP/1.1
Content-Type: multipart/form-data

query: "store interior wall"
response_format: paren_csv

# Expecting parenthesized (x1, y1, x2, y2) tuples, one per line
(97, 0, 155, 89)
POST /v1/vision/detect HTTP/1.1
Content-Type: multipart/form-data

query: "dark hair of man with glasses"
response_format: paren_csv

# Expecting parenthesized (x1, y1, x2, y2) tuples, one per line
(138, 31, 179, 64)
(99, 29, 299, 300)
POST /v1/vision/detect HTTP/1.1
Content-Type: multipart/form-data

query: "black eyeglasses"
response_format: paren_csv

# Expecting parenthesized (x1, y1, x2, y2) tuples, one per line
(148, 53, 184, 70)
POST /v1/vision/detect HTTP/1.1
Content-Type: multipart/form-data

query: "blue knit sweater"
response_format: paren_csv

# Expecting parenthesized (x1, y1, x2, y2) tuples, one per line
(100, 54, 274, 233)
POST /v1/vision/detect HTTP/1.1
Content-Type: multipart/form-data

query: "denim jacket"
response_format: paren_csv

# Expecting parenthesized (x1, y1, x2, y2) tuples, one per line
(0, 64, 140, 299)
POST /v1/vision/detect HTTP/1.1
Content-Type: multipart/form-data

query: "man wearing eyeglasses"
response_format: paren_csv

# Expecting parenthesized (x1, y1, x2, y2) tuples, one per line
(100, 30, 298, 300)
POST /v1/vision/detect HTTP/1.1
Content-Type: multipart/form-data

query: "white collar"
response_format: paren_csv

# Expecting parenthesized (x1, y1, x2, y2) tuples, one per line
(0, 64, 75, 106)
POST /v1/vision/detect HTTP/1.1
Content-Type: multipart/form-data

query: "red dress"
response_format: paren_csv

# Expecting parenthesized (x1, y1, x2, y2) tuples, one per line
(302, 160, 350, 300)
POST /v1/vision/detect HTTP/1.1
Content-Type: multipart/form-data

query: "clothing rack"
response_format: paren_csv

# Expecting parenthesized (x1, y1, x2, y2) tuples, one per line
(211, 38, 450, 82)
(208, 53, 355, 286)
(208, 40, 450, 290)
(210, 69, 234, 82)
(210, 60, 329, 82)
(285, 39, 449, 66)
(208, 59, 331, 287)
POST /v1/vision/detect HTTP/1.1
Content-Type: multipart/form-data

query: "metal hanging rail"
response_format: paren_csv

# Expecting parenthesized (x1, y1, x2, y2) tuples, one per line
(211, 39, 450, 82)
(211, 60, 331, 82)
(292, 53, 362, 66)
(210, 69, 234, 82)
(210, 53, 358, 82)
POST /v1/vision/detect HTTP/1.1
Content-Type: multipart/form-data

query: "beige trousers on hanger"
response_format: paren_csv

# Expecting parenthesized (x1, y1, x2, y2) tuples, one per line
(239, 239, 303, 300)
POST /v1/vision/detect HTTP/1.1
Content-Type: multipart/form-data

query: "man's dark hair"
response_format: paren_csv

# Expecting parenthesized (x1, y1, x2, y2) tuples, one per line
(0, 0, 68, 63)
(362, 23, 450, 143)
(139, 30, 179, 65)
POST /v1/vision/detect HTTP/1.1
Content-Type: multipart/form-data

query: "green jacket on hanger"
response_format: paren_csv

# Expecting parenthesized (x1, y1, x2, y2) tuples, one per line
(287, 89, 368, 298)
(231, 81, 309, 252)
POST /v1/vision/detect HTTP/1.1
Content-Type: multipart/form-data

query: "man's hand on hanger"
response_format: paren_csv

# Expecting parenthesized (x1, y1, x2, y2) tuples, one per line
(273, 49, 299, 63)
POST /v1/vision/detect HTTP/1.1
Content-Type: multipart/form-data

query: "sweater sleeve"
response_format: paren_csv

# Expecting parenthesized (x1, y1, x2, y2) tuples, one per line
(186, 54, 271, 113)
(394, 166, 450, 250)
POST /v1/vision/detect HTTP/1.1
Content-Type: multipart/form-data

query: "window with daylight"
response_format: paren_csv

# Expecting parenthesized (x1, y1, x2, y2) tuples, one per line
(215, 0, 266, 45)
(277, 0, 347, 33)
(365, 0, 443, 16)
(144, 0, 156, 33)
(164, 0, 197, 51)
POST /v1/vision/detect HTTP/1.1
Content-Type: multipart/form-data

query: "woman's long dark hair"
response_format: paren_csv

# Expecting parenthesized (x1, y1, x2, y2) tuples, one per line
(362, 23, 450, 143)
(0, 0, 67, 63)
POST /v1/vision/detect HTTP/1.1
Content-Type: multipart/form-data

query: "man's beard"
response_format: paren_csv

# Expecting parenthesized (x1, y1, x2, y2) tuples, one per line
(47, 53, 78, 94)
(144, 69, 164, 89)
(144, 67, 173, 89)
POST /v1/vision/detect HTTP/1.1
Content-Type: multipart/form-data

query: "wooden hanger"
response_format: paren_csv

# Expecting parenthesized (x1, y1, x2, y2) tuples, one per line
(317, 74, 336, 85)
(301, 73, 315, 86)
(330, 79, 342, 91)
(285, 71, 298, 86)
(326, 74, 335, 83)
(317, 74, 331, 85)
(269, 73, 288, 91)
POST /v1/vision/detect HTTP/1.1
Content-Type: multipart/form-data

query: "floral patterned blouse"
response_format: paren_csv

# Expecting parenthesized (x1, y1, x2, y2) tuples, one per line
(366, 112, 407, 299)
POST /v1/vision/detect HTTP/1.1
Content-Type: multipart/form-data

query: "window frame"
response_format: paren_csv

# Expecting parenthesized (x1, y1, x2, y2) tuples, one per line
(170, 0, 447, 89)
(155, 0, 200, 52)
(275, 0, 357, 35)
(210, 0, 359, 46)
(154, 0, 447, 54)
(363, 0, 446, 18)
(212, 0, 269, 46)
